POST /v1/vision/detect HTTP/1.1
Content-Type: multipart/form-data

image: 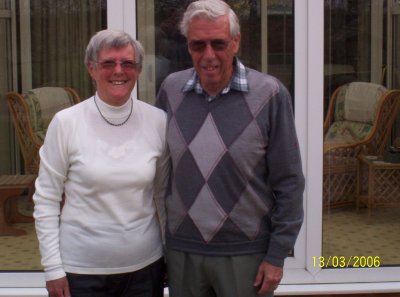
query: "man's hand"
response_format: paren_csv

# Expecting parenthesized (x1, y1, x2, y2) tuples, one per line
(253, 261, 283, 295)
(46, 277, 70, 297)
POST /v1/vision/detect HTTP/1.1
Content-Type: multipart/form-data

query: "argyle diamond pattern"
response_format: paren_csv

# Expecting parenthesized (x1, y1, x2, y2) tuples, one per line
(188, 114, 226, 179)
(168, 92, 274, 242)
(167, 118, 187, 171)
(188, 185, 227, 242)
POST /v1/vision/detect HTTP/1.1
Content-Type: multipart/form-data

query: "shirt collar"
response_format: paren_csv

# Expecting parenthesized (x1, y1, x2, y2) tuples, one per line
(182, 57, 249, 101)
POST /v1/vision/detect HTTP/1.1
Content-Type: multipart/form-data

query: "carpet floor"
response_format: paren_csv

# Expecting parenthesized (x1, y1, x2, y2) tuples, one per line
(0, 199, 399, 271)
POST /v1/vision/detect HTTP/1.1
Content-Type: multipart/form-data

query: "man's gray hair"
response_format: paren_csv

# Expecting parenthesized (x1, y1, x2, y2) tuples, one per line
(180, 0, 240, 38)
(85, 29, 144, 69)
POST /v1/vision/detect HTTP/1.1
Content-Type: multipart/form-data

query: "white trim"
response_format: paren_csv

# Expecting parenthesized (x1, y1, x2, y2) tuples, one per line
(107, 0, 138, 98)
(282, 0, 308, 273)
(275, 282, 400, 295)
(0, 289, 46, 297)
(164, 282, 400, 296)
(123, 0, 137, 39)
(107, 0, 124, 30)
(313, 267, 400, 283)
(0, 273, 44, 287)
(123, 0, 139, 98)
(304, 0, 324, 278)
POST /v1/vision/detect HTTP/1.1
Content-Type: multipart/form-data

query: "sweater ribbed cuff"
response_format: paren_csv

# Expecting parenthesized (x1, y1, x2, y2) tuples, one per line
(45, 266, 66, 281)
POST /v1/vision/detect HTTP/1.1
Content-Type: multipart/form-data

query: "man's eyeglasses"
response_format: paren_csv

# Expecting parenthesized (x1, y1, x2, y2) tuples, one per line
(188, 39, 231, 52)
(97, 60, 140, 71)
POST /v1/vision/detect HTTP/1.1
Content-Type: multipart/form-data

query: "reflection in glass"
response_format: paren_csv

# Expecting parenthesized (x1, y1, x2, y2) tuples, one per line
(323, 0, 400, 268)
(151, 0, 294, 96)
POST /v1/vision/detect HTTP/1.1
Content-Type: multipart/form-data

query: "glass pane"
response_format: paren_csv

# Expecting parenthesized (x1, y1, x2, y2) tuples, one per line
(392, 4, 400, 137)
(138, 0, 294, 98)
(0, 0, 106, 272)
(0, 16, 13, 174)
(394, 14, 400, 89)
(30, 0, 107, 99)
(323, 0, 400, 269)
(0, 0, 10, 9)
(266, 1, 294, 97)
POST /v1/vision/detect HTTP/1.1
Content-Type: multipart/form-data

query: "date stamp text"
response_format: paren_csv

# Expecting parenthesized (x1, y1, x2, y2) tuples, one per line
(312, 256, 381, 268)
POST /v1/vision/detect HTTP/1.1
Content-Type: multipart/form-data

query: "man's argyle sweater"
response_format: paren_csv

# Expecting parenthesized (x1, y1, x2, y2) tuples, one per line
(156, 67, 304, 267)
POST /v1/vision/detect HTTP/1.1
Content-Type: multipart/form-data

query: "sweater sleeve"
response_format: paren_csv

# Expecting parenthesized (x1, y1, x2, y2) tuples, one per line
(33, 113, 69, 281)
(263, 83, 305, 267)
(153, 112, 170, 244)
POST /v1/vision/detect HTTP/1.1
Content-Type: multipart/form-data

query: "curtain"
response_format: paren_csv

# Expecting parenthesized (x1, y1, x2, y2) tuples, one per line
(30, 0, 106, 99)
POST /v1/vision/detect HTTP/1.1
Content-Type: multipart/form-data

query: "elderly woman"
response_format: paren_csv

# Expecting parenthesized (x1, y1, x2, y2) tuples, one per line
(33, 30, 169, 297)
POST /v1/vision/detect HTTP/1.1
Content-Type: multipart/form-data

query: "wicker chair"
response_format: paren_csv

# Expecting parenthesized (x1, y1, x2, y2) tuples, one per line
(6, 87, 80, 174)
(323, 82, 400, 209)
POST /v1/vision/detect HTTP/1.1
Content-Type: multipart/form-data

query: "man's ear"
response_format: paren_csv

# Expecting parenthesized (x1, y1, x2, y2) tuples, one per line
(233, 33, 241, 54)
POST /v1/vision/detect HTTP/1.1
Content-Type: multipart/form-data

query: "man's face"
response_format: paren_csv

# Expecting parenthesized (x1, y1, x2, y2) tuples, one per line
(87, 45, 140, 106)
(187, 15, 240, 96)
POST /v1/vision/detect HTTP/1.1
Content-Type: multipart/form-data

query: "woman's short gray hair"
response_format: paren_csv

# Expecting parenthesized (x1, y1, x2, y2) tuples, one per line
(85, 29, 144, 69)
(180, 0, 240, 38)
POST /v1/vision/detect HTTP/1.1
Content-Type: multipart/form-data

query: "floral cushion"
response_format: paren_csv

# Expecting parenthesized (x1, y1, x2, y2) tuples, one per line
(324, 121, 372, 144)
(24, 91, 44, 133)
(344, 82, 386, 123)
(332, 86, 347, 122)
(326, 82, 387, 145)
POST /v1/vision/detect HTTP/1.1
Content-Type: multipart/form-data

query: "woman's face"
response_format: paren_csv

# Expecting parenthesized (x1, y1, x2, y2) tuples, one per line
(87, 45, 140, 106)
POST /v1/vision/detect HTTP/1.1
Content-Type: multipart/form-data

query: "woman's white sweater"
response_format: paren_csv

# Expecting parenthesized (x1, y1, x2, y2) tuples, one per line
(33, 94, 169, 281)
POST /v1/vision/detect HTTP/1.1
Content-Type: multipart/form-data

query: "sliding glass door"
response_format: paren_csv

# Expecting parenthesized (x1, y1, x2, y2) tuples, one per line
(323, 0, 400, 270)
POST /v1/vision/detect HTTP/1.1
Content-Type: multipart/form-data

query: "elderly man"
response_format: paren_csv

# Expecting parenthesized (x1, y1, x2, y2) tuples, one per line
(156, 1, 304, 296)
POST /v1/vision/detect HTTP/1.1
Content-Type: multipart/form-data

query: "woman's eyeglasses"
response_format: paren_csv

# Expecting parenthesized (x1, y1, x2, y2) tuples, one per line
(97, 60, 140, 70)
(188, 39, 231, 52)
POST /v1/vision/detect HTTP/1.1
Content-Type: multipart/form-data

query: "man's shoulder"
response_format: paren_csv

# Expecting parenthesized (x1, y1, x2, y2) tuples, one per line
(163, 68, 194, 85)
(244, 67, 285, 99)
(246, 67, 281, 88)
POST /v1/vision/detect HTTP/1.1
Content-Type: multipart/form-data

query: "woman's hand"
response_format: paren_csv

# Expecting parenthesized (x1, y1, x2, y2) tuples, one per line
(46, 277, 71, 297)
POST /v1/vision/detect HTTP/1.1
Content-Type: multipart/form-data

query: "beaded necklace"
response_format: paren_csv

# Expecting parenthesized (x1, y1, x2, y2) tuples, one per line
(94, 95, 133, 126)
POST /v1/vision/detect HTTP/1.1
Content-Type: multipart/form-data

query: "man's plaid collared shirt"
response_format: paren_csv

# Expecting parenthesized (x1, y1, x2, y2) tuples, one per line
(182, 58, 249, 102)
